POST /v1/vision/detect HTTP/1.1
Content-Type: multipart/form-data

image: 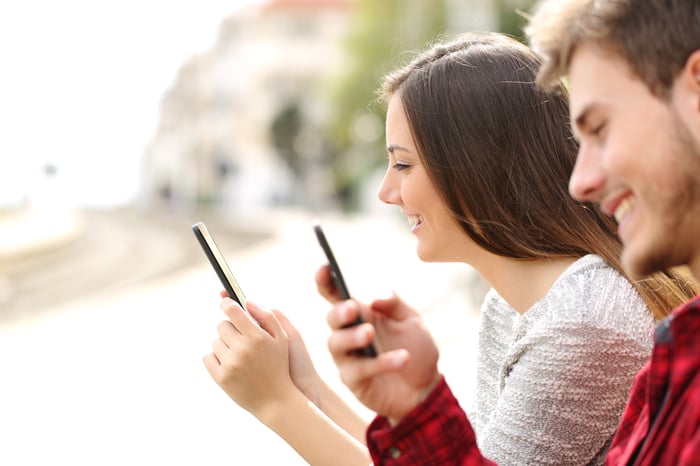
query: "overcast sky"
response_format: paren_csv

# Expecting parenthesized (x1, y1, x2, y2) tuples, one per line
(0, 1, 258, 207)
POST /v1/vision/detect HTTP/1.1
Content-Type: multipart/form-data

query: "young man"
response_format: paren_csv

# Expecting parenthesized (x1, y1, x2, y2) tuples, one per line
(526, 0, 700, 463)
(324, 1, 700, 464)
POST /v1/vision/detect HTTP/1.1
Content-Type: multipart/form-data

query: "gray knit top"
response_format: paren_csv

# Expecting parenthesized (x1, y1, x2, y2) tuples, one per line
(470, 254, 655, 465)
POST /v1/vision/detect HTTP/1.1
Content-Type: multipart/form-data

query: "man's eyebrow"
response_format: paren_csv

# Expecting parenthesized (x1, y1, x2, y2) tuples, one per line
(574, 104, 593, 131)
(387, 144, 412, 154)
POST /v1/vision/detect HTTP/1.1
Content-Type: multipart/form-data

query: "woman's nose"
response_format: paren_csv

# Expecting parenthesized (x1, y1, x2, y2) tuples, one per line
(377, 168, 400, 205)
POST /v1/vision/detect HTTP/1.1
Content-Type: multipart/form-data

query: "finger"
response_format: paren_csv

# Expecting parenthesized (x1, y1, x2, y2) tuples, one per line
(363, 349, 410, 375)
(220, 290, 228, 299)
(211, 336, 230, 359)
(377, 349, 410, 371)
(216, 320, 241, 346)
(203, 353, 220, 378)
(245, 300, 285, 339)
(328, 322, 375, 357)
(315, 265, 342, 303)
(211, 337, 243, 374)
(370, 292, 412, 319)
(326, 300, 363, 330)
(220, 297, 261, 335)
(338, 349, 410, 387)
(272, 308, 300, 340)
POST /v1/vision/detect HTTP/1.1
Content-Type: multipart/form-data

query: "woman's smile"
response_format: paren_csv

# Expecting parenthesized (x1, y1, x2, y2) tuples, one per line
(407, 214, 423, 231)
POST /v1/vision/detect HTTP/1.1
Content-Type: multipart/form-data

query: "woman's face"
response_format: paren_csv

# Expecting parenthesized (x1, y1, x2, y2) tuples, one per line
(378, 94, 472, 262)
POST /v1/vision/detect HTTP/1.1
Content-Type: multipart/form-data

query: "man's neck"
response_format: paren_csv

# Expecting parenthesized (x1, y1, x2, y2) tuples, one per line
(690, 257, 700, 285)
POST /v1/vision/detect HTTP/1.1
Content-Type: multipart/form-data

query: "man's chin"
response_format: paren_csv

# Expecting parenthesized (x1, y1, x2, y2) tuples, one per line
(622, 244, 678, 279)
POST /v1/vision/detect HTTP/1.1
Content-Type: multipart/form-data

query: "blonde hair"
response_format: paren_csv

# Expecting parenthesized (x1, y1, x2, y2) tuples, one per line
(634, 268, 699, 320)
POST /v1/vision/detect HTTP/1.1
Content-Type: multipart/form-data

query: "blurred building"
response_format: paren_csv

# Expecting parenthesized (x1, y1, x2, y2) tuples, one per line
(141, 0, 355, 213)
(140, 0, 499, 213)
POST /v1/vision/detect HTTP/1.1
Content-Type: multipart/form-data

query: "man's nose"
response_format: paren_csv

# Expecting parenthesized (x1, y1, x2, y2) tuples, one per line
(569, 146, 606, 202)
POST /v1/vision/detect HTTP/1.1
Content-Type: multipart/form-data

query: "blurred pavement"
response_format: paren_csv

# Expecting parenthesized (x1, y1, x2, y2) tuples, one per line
(0, 207, 484, 465)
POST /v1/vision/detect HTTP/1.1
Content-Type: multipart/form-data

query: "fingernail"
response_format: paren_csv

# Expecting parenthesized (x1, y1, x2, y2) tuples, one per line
(356, 325, 370, 345)
(220, 297, 233, 308)
(390, 350, 408, 367)
(342, 301, 354, 321)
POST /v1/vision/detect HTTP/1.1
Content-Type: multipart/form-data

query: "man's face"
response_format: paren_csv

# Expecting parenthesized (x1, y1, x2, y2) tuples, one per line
(567, 43, 700, 278)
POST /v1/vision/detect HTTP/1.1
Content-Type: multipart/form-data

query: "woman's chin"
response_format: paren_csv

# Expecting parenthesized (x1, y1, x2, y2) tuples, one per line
(416, 245, 436, 262)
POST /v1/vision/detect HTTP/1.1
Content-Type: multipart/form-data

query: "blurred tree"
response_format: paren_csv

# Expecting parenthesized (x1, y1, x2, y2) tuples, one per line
(324, 0, 448, 210)
(271, 102, 303, 178)
(270, 101, 308, 204)
(497, 0, 537, 42)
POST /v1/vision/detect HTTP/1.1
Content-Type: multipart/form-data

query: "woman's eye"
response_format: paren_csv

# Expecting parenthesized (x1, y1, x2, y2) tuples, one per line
(392, 162, 410, 171)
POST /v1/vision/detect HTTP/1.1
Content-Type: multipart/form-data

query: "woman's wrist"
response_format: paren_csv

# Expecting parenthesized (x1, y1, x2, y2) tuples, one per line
(257, 385, 372, 465)
(296, 374, 324, 410)
(255, 385, 308, 430)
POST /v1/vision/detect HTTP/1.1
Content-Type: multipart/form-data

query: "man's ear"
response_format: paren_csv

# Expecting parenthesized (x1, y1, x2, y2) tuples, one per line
(684, 50, 700, 102)
(676, 50, 700, 123)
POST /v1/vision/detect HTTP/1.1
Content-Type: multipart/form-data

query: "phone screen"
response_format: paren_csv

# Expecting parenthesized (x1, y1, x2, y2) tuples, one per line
(192, 221, 247, 310)
(314, 222, 377, 357)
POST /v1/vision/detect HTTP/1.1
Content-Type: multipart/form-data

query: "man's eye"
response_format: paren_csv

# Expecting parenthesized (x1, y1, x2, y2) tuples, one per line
(392, 162, 410, 171)
(591, 122, 606, 136)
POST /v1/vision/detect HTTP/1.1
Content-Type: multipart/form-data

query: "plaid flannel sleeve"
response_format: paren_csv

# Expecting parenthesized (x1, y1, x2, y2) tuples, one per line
(366, 376, 496, 466)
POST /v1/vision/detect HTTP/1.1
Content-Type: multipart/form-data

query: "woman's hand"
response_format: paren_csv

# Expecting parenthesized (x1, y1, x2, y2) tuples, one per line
(204, 297, 372, 464)
(203, 298, 298, 422)
(326, 293, 441, 422)
(204, 291, 327, 410)
(271, 308, 325, 406)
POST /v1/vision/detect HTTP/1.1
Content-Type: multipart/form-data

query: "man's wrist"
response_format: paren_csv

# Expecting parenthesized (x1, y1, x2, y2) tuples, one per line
(388, 372, 443, 425)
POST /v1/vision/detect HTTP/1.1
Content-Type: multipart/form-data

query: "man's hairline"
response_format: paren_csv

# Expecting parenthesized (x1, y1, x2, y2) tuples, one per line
(557, 38, 686, 103)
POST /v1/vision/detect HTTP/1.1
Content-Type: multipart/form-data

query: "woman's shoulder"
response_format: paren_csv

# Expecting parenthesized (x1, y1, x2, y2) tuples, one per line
(531, 254, 654, 339)
(557, 253, 611, 279)
(552, 254, 636, 301)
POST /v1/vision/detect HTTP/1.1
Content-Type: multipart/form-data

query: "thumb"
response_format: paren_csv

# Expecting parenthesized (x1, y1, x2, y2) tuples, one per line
(370, 292, 412, 319)
(271, 308, 301, 340)
(246, 300, 285, 338)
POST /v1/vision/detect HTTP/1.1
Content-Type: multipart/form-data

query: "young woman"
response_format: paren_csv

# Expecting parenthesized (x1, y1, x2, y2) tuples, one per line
(203, 32, 699, 465)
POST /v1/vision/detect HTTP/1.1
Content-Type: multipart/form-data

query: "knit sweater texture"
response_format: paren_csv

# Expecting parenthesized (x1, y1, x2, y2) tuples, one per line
(470, 254, 655, 465)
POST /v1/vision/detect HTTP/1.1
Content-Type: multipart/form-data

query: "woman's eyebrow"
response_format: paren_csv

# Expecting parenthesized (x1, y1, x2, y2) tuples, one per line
(387, 144, 412, 154)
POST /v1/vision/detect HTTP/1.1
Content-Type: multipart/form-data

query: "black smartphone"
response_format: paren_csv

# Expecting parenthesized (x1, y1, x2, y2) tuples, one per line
(192, 221, 248, 311)
(314, 222, 377, 357)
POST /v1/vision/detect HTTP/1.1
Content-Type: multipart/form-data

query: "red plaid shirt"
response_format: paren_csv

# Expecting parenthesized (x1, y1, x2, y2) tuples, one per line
(366, 295, 700, 466)
(606, 294, 700, 465)
(367, 376, 496, 465)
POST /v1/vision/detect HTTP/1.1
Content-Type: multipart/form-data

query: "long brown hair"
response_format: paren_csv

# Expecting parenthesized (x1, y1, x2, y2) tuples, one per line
(379, 32, 698, 319)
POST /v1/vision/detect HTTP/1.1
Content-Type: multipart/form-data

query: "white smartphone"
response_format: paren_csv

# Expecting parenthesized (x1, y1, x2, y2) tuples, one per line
(192, 221, 247, 311)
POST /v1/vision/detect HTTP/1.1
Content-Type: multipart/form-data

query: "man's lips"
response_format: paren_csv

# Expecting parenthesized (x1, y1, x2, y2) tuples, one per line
(601, 192, 633, 220)
(613, 197, 634, 224)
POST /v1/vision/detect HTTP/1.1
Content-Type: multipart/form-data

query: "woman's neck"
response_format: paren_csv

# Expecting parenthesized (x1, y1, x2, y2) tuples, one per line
(473, 254, 580, 314)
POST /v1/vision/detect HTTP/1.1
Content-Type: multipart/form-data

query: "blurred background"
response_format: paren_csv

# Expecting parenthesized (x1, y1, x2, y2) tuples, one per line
(0, 0, 536, 464)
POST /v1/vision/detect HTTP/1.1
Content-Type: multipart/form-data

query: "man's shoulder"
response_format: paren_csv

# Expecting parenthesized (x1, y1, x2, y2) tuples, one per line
(668, 294, 700, 327)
